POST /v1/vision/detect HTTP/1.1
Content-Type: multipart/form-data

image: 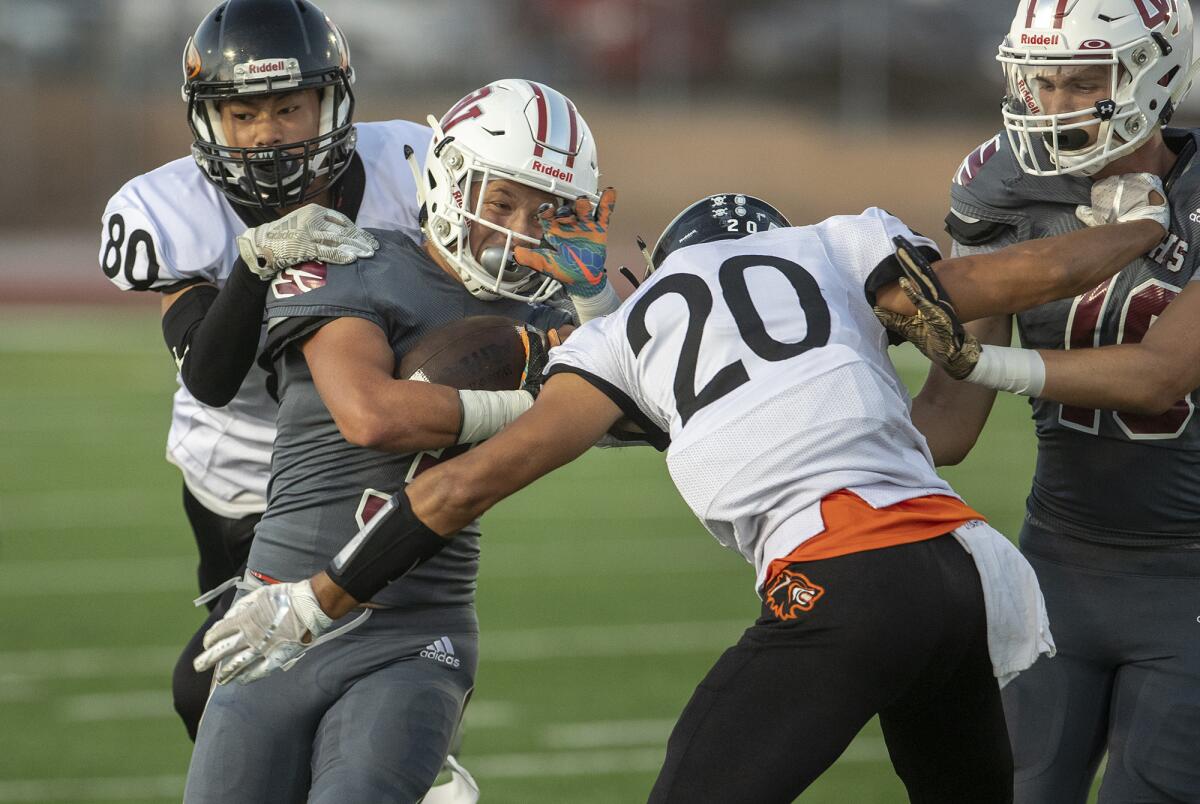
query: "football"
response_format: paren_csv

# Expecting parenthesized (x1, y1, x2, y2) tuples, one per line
(398, 315, 528, 390)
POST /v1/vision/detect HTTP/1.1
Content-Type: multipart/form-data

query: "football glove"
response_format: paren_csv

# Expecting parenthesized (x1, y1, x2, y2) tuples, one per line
(1075, 173, 1169, 231)
(517, 323, 550, 398)
(236, 203, 379, 281)
(874, 237, 981, 380)
(193, 579, 333, 685)
(513, 188, 616, 298)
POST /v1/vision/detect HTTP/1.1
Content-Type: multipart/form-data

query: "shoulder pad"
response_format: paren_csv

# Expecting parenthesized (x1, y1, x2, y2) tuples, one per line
(101, 157, 235, 292)
(952, 135, 1003, 189)
(355, 120, 433, 172)
(352, 120, 432, 237)
(944, 208, 1013, 247)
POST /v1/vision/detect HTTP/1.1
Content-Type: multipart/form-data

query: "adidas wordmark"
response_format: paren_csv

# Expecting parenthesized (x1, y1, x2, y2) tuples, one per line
(421, 637, 462, 669)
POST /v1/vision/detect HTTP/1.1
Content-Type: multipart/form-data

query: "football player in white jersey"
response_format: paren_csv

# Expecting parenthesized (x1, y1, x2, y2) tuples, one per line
(197, 186, 1167, 801)
(97, 0, 434, 746)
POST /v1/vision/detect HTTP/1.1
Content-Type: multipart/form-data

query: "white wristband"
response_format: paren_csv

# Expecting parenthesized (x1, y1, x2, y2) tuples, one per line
(965, 345, 1046, 397)
(570, 281, 621, 324)
(291, 579, 334, 635)
(456, 389, 534, 444)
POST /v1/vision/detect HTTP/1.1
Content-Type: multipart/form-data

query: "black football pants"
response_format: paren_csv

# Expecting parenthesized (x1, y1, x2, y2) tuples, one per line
(172, 484, 260, 741)
(648, 534, 1012, 804)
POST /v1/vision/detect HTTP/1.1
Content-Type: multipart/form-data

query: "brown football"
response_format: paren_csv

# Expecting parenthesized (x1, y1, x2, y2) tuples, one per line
(397, 315, 527, 390)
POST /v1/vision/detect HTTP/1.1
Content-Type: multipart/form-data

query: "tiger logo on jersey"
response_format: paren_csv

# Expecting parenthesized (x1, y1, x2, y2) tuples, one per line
(765, 570, 825, 621)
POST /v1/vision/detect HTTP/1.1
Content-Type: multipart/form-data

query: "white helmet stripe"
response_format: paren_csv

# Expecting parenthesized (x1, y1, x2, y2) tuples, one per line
(1026, 0, 1069, 29)
(527, 81, 580, 165)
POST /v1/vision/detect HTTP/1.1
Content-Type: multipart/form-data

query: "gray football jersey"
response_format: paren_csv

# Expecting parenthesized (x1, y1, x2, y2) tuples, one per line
(948, 129, 1200, 545)
(251, 229, 571, 607)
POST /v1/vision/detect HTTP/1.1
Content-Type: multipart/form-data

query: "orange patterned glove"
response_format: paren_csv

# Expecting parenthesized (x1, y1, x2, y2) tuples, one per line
(513, 187, 616, 298)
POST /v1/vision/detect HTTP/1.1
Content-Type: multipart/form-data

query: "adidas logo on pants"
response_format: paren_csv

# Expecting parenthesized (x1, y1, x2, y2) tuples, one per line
(421, 637, 462, 668)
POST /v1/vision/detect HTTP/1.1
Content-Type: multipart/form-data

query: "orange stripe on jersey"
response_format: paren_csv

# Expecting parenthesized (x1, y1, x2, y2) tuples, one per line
(764, 490, 983, 587)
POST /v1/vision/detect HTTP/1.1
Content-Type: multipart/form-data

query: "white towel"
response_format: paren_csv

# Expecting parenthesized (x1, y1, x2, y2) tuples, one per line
(952, 520, 1056, 687)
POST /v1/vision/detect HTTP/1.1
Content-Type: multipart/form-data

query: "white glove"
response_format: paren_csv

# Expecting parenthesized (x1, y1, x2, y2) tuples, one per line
(236, 203, 380, 280)
(193, 579, 333, 685)
(1076, 173, 1169, 231)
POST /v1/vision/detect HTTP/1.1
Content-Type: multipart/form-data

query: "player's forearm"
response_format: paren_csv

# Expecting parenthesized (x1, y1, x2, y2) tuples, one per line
(329, 379, 462, 452)
(937, 220, 1165, 321)
(1038, 345, 1188, 415)
(910, 316, 1010, 465)
(161, 259, 268, 407)
(316, 486, 458, 618)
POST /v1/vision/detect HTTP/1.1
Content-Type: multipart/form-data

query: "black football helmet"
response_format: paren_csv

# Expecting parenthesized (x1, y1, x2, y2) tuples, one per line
(646, 193, 791, 275)
(182, 0, 356, 210)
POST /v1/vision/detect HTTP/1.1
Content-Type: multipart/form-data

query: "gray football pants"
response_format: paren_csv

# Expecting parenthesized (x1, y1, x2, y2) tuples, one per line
(1004, 516, 1200, 804)
(184, 602, 478, 804)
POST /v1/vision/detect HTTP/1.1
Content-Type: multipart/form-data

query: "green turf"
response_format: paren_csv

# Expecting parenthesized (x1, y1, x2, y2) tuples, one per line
(0, 306, 1089, 802)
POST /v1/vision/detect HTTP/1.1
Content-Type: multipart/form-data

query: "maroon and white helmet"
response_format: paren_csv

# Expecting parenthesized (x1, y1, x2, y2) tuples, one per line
(998, 0, 1198, 176)
(419, 79, 600, 301)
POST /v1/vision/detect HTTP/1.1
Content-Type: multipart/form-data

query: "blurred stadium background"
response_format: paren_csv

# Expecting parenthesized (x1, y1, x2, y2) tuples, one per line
(1, 0, 1176, 800)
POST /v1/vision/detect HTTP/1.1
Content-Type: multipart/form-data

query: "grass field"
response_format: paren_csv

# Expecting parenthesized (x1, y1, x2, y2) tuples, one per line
(0, 304, 1051, 803)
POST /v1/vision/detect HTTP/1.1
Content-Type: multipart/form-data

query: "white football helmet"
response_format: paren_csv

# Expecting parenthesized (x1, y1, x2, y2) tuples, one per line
(419, 79, 600, 302)
(998, 0, 1199, 176)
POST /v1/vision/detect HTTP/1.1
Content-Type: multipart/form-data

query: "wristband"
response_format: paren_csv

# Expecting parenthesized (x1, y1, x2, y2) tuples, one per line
(325, 489, 449, 603)
(291, 579, 334, 635)
(456, 389, 533, 444)
(966, 345, 1046, 397)
(569, 281, 621, 324)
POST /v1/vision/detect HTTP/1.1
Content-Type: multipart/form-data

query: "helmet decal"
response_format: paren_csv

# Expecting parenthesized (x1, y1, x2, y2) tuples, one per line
(182, 37, 202, 81)
(441, 87, 493, 133)
(1133, 0, 1174, 30)
(647, 193, 791, 274)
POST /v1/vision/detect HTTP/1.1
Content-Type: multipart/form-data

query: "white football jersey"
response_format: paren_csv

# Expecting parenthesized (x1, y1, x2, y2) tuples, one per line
(547, 208, 960, 589)
(99, 120, 432, 517)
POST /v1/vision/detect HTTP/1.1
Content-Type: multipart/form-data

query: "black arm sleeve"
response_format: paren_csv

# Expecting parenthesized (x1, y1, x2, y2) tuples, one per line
(325, 489, 450, 603)
(161, 258, 270, 407)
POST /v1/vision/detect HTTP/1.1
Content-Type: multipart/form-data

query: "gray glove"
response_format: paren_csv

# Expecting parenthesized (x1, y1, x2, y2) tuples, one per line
(1076, 173, 1169, 230)
(236, 203, 380, 280)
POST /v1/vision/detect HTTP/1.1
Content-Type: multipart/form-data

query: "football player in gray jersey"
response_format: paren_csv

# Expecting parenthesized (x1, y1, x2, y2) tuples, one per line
(183, 79, 618, 804)
(898, 1, 1200, 801)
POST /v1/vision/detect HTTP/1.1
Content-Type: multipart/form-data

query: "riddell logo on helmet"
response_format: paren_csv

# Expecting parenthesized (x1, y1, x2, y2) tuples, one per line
(1020, 33, 1062, 46)
(532, 160, 573, 183)
(1016, 78, 1041, 114)
(233, 57, 300, 81)
(248, 60, 287, 75)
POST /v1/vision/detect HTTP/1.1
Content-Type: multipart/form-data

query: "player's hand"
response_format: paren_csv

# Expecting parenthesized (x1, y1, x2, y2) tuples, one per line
(874, 237, 981, 380)
(513, 188, 616, 298)
(237, 203, 380, 281)
(193, 579, 333, 685)
(516, 324, 550, 398)
(1076, 173, 1168, 233)
(876, 278, 982, 379)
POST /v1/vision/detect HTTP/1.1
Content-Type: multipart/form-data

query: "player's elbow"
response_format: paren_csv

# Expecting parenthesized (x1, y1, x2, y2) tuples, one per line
(335, 407, 411, 450)
(179, 367, 239, 408)
(1128, 375, 1193, 416)
(931, 439, 973, 467)
(1109, 356, 1190, 415)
